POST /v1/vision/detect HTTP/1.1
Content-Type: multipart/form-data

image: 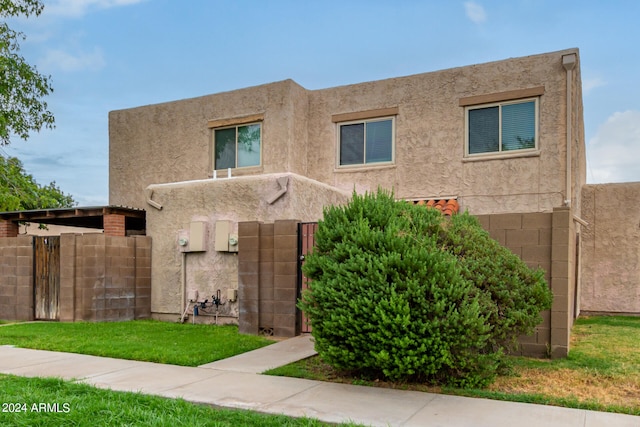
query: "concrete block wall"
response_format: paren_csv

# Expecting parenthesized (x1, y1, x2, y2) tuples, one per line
(550, 207, 576, 358)
(237, 212, 576, 356)
(134, 236, 152, 319)
(476, 208, 575, 358)
(238, 221, 260, 335)
(58, 234, 152, 322)
(0, 236, 34, 321)
(259, 223, 274, 333)
(238, 220, 300, 337)
(273, 220, 299, 337)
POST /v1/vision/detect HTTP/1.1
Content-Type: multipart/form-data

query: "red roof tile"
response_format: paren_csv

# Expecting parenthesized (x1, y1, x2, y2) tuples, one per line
(408, 198, 459, 216)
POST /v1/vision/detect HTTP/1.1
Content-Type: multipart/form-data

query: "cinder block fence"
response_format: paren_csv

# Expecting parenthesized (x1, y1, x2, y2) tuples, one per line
(238, 207, 577, 358)
(0, 233, 151, 322)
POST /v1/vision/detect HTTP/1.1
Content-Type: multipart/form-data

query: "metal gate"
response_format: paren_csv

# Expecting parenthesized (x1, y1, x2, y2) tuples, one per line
(297, 222, 318, 333)
(34, 236, 60, 320)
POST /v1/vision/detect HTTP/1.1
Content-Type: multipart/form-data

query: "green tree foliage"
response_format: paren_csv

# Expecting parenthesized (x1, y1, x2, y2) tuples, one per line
(0, 0, 54, 146)
(299, 189, 552, 388)
(0, 155, 74, 211)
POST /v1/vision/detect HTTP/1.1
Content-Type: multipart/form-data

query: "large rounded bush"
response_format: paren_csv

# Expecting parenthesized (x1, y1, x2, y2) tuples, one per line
(299, 189, 552, 388)
(439, 213, 553, 352)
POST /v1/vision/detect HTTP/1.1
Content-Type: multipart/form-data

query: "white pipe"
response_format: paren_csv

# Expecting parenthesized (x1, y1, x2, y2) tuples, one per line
(145, 189, 162, 210)
(179, 252, 187, 322)
(563, 54, 577, 207)
(180, 300, 191, 323)
(572, 215, 589, 227)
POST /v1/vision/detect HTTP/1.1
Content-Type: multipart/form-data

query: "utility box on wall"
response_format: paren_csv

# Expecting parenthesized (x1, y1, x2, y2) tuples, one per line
(215, 220, 239, 252)
(189, 221, 208, 252)
(178, 221, 209, 252)
(215, 220, 230, 251)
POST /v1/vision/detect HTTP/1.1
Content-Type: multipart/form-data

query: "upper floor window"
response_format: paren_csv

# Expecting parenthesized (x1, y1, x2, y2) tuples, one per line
(214, 123, 261, 170)
(338, 117, 394, 166)
(466, 98, 538, 156)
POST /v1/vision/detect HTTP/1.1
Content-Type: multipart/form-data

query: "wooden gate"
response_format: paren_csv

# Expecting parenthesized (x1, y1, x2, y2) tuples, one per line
(34, 236, 60, 320)
(297, 222, 318, 333)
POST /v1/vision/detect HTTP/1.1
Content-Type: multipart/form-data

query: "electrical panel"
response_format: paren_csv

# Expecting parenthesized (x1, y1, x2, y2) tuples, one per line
(189, 221, 207, 252)
(215, 220, 230, 251)
(178, 221, 209, 252)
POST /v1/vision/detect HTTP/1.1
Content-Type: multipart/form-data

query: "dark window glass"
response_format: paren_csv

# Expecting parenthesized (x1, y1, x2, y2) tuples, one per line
(214, 127, 236, 170)
(339, 119, 393, 166)
(340, 123, 365, 165)
(468, 106, 499, 154)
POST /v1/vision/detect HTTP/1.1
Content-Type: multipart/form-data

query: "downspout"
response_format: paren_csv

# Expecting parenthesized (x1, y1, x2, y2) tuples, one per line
(180, 252, 187, 322)
(562, 53, 577, 207)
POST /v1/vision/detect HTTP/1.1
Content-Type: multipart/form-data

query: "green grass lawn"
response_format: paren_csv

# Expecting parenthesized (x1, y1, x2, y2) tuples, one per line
(266, 316, 640, 416)
(0, 320, 360, 426)
(0, 375, 341, 427)
(0, 320, 273, 366)
(0, 316, 638, 418)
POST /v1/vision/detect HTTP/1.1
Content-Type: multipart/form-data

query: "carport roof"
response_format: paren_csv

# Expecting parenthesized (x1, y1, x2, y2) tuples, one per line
(0, 205, 146, 231)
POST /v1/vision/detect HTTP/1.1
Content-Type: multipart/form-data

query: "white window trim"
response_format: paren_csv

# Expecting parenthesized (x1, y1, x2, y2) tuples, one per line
(464, 97, 539, 158)
(335, 116, 396, 169)
(212, 122, 263, 171)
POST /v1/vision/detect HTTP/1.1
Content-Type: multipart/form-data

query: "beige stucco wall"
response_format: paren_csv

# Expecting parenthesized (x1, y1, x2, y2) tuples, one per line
(109, 79, 309, 209)
(145, 173, 349, 317)
(306, 48, 583, 215)
(108, 48, 589, 323)
(110, 48, 584, 218)
(581, 183, 640, 314)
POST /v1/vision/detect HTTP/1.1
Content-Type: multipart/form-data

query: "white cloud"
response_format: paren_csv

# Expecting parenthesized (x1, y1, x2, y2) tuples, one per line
(40, 47, 106, 72)
(582, 76, 607, 95)
(587, 110, 640, 183)
(45, 0, 146, 18)
(464, 1, 487, 24)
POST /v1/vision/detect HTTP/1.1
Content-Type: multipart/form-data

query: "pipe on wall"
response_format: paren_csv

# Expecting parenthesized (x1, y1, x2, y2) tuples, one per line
(180, 252, 187, 322)
(562, 53, 577, 207)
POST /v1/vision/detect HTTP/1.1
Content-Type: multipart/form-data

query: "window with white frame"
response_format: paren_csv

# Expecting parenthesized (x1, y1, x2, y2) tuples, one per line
(214, 123, 261, 170)
(466, 98, 538, 156)
(338, 117, 394, 166)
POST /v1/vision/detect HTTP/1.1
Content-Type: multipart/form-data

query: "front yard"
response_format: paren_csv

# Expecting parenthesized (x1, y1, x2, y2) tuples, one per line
(267, 316, 640, 415)
(0, 316, 638, 416)
(0, 320, 273, 366)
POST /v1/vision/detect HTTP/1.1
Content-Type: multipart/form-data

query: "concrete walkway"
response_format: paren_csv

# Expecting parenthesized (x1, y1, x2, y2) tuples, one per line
(1, 337, 638, 427)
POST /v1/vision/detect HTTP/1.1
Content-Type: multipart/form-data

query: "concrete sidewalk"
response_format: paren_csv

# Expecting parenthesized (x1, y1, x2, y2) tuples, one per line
(0, 337, 638, 427)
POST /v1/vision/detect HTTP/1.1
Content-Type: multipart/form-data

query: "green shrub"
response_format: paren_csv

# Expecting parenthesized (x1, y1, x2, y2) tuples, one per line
(439, 213, 552, 352)
(299, 189, 552, 388)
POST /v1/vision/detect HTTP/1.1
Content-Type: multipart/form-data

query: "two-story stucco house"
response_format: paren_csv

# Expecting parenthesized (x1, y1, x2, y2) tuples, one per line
(109, 48, 586, 357)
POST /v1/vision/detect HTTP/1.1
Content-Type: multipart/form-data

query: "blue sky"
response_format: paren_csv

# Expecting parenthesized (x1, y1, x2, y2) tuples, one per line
(5, 0, 640, 206)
